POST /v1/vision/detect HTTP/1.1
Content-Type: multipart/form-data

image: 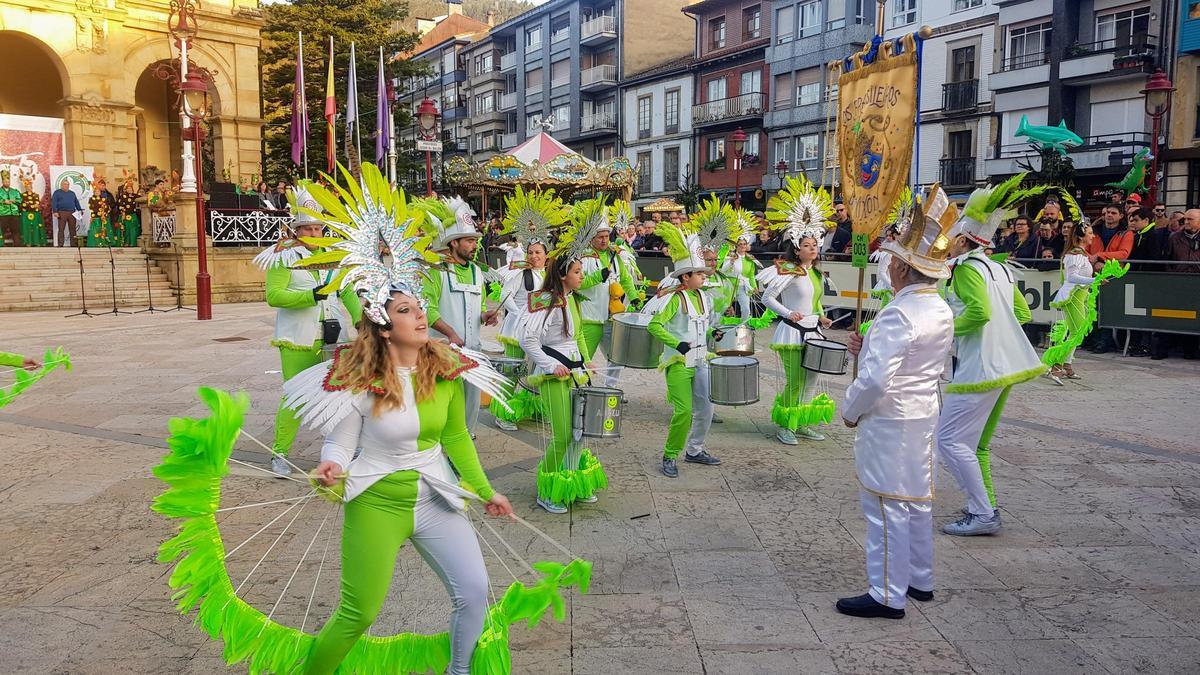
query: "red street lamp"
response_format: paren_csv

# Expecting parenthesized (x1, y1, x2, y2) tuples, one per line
(1141, 68, 1175, 206)
(181, 69, 212, 320)
(731, 127, 748, 208)
(416, 97, 441, 196)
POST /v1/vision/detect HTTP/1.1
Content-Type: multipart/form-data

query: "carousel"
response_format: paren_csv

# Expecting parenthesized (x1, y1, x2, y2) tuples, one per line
(443, 126, 639, 212)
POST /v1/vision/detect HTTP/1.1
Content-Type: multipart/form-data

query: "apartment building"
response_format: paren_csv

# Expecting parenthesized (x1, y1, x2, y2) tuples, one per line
(620, 57, 695, 208)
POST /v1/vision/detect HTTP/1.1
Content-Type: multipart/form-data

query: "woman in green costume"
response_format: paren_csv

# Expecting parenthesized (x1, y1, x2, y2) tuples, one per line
(1045, 223, 1097, 382)
(116, 175, 141, 247)
(18, 176, 47, 247)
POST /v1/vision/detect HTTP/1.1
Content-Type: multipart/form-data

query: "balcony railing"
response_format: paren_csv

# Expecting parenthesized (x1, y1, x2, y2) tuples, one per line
(942, 79, 979, 113)
(1000, 51, 1049, 72)
(501, 132, 517, 148)
(939, 157, 976, 187)
(551, 76, 570, 88)
(581, 64, 617, 88)
(994, 132, 1151, 159)
(692, 92, 767, 125)
(581, 16, 617, 42)
(498, 92, 517, 110)
(552, 27, 570, 43)
(500, 52, 516, 71)
(581, 112, 617, 133)
(1066, 35, 1156, 60)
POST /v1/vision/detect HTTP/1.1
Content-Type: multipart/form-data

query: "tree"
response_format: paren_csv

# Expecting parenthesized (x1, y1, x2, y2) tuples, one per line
(260, 0, 427, 182)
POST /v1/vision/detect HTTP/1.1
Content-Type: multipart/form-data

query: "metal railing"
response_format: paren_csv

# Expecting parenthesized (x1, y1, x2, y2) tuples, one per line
(498, 92, 517, 110)
(581, 64, 617, 87)
(1000, 51, 1049, 71)
(152, 210, 176, 244)
(692, 92, 767, 124)
(939, 157, 976, 186)
(552, 27, 570, 43)
(581, 112, 617, 133)
(551, 76, 570, 88)
(501, 132, 518, 148)
(1066, 35, 1156, 59)
(581, 15, 617, 40)
(994, 131, 1151, 159)
(942, 79, 978, 112)
(208, 208, 292, 246)
(500, 52, 516, 71)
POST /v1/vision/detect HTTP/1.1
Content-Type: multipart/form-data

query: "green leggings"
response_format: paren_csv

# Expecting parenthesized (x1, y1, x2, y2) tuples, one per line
(663, 363, 696, 459)
(976, 385, 1012, 507)
(273, 346, 323, 456)
(580, 322, 603, 361)
(779, 348, 810, 408)
(305, 472, 489, 674)
(540, 377, 575, 476)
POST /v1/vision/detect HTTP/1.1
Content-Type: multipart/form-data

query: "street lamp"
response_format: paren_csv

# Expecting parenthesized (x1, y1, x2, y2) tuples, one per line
(1141, 68, 1175, 206)
(775, 158, 788, 187)
(181, 69, 212, 321)
(731, 127, 747, 208)
(416, 97, 441, 196)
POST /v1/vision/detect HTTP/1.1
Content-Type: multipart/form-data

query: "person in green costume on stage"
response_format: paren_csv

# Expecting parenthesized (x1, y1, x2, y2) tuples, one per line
(86, 177, 119, 247)
(0, 170, 22, 246)
(116, 173, 141, 247)
(761, 177, 837, 445)
(254, 182, 362, 476)
(18, 174, 47, 247)
(521, 198, 611, 514)
(938, 175, 1046, 537)
(576, 196, 638, 387)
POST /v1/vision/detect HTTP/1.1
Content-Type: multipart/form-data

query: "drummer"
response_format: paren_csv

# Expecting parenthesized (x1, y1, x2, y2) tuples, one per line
(489, 187, 568, 431)
(521, 199, 611, 514)
(577, 197, 639, 388)
(761, 177, 836, 446)
(722, 210, 764, 322)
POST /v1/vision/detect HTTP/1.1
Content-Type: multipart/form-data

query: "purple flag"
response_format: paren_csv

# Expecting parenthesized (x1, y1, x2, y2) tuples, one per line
(290, 33, 309, 168)
(376, 46, 389, 164)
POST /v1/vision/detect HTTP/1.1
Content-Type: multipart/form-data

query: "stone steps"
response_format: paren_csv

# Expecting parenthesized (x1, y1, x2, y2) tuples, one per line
(0, 248, 178, 311)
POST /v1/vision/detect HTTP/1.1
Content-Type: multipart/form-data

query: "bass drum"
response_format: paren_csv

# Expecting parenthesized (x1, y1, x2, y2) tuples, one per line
(607, 313, 659, 369)
(708, 356, 760, 406)
(801, 338, 849, 375)
(572, 386, 623, 439)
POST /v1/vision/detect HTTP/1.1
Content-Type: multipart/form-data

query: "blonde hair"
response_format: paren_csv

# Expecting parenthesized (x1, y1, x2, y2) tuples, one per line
(331, 317, 463, 416)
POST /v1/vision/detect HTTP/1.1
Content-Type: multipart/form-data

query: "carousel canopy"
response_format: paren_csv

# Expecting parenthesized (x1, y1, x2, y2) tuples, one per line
(444, 131, 637, 195)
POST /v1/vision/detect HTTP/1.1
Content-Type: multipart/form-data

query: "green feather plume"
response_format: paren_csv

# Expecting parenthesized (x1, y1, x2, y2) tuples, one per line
(962, 172, 1026, 225)
(690, 195, 737, 250)
(550, 196, 609, 262)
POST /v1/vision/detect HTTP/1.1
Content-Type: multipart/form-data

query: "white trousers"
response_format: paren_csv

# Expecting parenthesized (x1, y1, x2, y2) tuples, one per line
(735, 290, 751, 322)
(860, 490, 933, 610)
(686, 361, 714, 456)
(600, 320, 623, 388)
(937, 389, 1002, 517)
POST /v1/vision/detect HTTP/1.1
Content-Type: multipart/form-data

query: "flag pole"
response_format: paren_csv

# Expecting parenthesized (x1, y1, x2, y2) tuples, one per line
(353, 42, 363, 173)
(300, 32, 310, 180)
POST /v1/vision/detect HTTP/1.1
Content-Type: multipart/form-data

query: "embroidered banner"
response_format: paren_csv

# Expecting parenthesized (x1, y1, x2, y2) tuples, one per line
(836, 34, 919, 241)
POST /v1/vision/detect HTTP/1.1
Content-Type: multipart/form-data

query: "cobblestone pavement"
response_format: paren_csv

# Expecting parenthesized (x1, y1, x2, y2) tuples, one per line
(2, 303, 1199, 674)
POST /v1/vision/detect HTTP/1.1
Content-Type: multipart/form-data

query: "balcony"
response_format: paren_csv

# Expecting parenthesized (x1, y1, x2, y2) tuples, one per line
(1061, 37, 1156, 85)
(580, 112, 617, 134)
(501, 132, 518, 149)
(989, 52, 1049, 91)
(581, 16, 617, 45)
(984, 132, 1150, 176)
(551, 75, 570, 89)
(452, 140, 469, 152)
(551, 26, 570, 44)
(498, 91, 517, 111)
(500, 52, 516, 71)
(942, 79, 979, 114)
(939, 157, 976, 188)
(580, 64, 617, 91)
(692, 93, 767, 126)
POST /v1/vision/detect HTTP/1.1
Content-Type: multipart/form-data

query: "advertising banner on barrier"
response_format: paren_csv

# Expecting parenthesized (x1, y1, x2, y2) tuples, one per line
(1097, 272, 1200, 335)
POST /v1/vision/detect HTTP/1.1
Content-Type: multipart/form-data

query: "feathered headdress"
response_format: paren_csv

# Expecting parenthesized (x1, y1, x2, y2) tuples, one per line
(291, 163, 439, 325)
(502, 186, 567, 250)
(765, 176, 835, 248)
(690, 196, 740, 252)
(733, 208, 759, 244)
(609, 200, 635, 235)
(884, 186, 915, 237)
(657, 214, 709, 279)
(550, 196, 610, 264)
(411, 195, 479, 249)
(287, 182, 325, 228)
(954, 172, 1027, 246)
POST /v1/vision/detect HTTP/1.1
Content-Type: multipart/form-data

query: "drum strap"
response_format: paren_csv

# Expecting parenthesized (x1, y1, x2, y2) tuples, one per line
(780, 317, 824, 339)
(542, 344, 584, 371)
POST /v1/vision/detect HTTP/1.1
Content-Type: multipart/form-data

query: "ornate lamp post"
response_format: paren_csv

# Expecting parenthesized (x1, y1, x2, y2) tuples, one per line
(775, 158, 788, 189)
(731, 127, 747, 207)
(416, 97, 441, 196)
(1141, 69, 1175, 206)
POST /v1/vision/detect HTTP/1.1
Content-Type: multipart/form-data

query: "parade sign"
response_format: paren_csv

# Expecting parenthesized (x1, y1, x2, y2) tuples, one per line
(836, 34, 919, 241)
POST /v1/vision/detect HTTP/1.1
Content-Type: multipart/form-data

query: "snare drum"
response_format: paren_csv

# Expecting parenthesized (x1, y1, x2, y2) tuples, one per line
(572, 386, 623, 438)
(708, 356, 760, 406)
(490, 356, 526, 379)
(608, 313, 659, 369)
(708, 324, 755, 356)
(801, 338, 849, 375)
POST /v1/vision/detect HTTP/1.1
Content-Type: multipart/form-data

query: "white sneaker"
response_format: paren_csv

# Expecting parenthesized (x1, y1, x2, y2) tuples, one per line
(776, 428, 798, 445)
(577, 494, 599, 504)
(495, 418, 519, 431)
(270, 455, 292, 478)
(795, 426, 826, 441)
(536, 497, 568, 514)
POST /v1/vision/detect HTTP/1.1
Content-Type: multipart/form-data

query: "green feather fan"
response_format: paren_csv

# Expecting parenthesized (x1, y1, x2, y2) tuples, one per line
(962, 172, 1026, 225)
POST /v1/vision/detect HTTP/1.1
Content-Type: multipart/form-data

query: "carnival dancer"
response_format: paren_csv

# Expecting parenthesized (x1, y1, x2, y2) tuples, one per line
(18, 172, 47, 247)
(577, 196, 638, 387)
(116, 172, 141, 247)
(86, 177, 118, 247)
(416, 196, 495, 436)
(279, 165, 516, 675)
(490, 186, 567, 431)
(721, 210, 763, 322)
(760, 177, 836, 445)
(255, 183, 362, 476)
(1045, 221, 1099, 383)
(609, 200, 647, 310)
(521, 198, 609, 513)
(644, 198, 738, 477)
(939, 175, 1045, 536)
(836, 185, 956, 620)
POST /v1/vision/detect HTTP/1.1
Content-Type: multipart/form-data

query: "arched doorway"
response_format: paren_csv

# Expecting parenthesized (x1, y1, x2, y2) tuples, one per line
(0, 32, 66, 118)
(133, 60, 219, 185)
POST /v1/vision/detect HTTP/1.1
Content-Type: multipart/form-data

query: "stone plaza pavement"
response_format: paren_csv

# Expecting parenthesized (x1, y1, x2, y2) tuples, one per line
(2, 302, 1200, 674)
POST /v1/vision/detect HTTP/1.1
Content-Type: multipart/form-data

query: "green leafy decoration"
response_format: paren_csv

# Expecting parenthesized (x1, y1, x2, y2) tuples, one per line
(1043, 260, 1129, 367)
(0, 347, 71, 409)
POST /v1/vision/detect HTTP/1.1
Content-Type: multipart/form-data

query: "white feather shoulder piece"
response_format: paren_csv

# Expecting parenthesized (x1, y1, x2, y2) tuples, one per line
(282, 359, 366, 435)
(253, 241, 311, 271)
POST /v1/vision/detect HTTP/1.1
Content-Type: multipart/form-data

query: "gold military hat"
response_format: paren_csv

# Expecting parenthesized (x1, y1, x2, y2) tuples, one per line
(880, 183, 957, 280)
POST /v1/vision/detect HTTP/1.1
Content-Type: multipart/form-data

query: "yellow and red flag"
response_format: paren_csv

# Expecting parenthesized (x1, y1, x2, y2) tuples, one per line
(324, 36, 336, 173)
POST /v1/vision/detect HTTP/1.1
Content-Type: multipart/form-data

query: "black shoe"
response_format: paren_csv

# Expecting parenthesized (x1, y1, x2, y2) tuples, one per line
(684, 450, 722, 466)
(835, 593, 904, 619)
(1092, 345, 1112, 354)
(906, 587, 934, 602)
(661, 457, 678, 478)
